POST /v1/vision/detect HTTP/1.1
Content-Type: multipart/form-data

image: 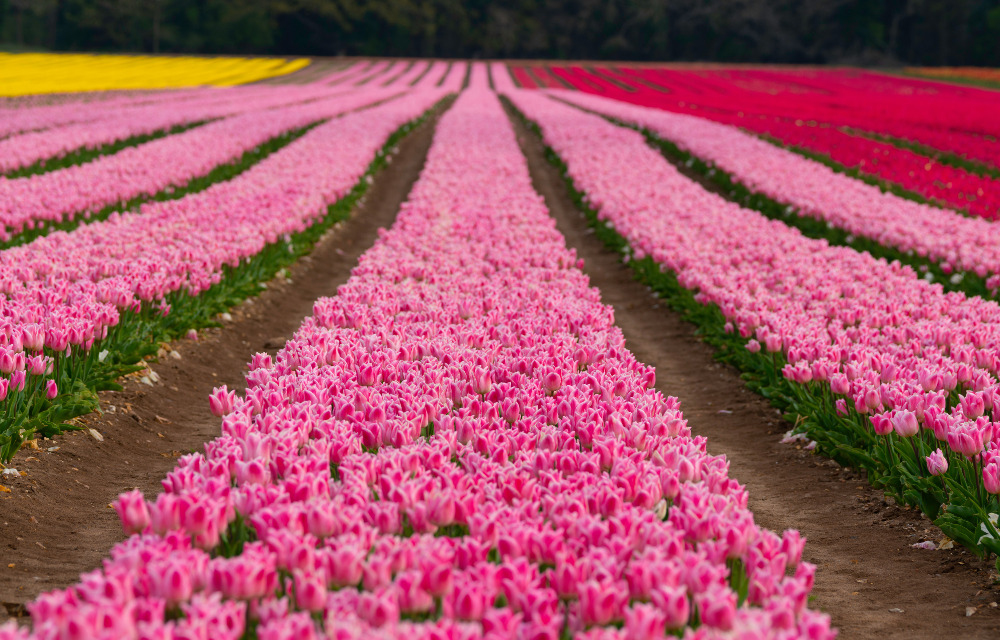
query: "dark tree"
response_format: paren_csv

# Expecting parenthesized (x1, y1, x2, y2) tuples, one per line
(2, 0, 999, 66)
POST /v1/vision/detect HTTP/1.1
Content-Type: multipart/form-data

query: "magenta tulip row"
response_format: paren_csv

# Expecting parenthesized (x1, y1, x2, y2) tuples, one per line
(1, 82, 830, 640)
(0, 87, 401, 241)
(550, 89, 1000, 286)
(0, 84, 341, 173)
(503, 87, 1000, 509)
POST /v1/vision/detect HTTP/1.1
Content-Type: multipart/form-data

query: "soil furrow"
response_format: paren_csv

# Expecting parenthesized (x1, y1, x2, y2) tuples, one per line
(0, 100, 445, 621)
(506, 103, 1000, 639)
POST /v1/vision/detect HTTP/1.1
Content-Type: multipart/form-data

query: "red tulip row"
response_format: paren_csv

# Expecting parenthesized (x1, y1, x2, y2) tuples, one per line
(520, 65, 1000, 221)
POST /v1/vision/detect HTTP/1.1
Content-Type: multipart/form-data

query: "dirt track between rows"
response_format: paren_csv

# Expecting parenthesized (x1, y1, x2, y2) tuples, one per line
(0, 100, 447, 622)
(506, 102, 1000, 639)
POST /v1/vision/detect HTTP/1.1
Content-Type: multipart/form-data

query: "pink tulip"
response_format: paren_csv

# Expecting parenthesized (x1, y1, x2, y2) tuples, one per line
(650, 585, 689, 629)
(891, 410, 920, 438)
(870, 414, 893, 436)
(149, 561, 193, 606)
(292, 571, 326, 613)
(961, 392, 986, 419)
(948, 423, 985, 457)
(984, 463, 1000, 495)
(209, 386, 236, 417)
(696, 586, 737, 630)
(579, 580, 623, 626)
(835, 398, 848, 416)
(926, 449, 949, 476)
(112, 489, 149, 535)
(829, 373, 850, 395)
(624, 603, 667, 640)
(540, 370, 562, 394)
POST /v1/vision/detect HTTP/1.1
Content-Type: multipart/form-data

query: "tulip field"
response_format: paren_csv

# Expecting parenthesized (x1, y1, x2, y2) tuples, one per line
(3, 53, 1000, 637)
(0, 54, 309, 96)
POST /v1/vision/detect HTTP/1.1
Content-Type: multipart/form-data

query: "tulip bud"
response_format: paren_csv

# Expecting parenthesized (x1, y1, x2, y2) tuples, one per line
(651, 585, 689, 630)
(540, 371, 562, 394)
(835, 398, 848, 416)
(471, 369, 491, 395)
(984, 463, 1000, 495)
(870, 414, 893, 436)
(829, 373, 850, 395)
(696, 586, 736, 631)
(780, 529, 806, 567)
(864, 388, 882, 412)
(891, 410, 919, 438)
(625, 603, 667, 640)
(961, 392, 986, 419)
(112, 489, 150, 535)
(45, 379, 58, 400)
(208, 386, 236, 417)
(150, 561, 193, 606)
(926, 449, 948, 476)
(764, 335, 783, 353)
(293, 571, 327, 612)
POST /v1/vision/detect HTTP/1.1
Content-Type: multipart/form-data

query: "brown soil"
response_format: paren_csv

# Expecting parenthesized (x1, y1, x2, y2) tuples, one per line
(0, 102, 445, 622)
(259, 59, 354, 85)
(506, 104, 1000, 639)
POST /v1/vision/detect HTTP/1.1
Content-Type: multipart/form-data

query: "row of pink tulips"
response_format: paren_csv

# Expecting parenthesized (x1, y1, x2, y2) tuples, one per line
(0, 84, 338, 173)
(502, 85, 1000, 557)
(2, 81, 831, 640)
(0, 62, 452, 243)
(348, 60, 441, 90)
(549, 89, 1000, 287)
(317, 60, 394, 87)
(374, 60, 433, 88)
(0, 88, 211, 139)
(0, 86, 447, 460)
(0, 81, 443, 343)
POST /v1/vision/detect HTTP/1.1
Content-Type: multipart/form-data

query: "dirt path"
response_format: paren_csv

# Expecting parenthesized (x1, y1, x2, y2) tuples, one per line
(260, 58, 352, 85)
(0, 103, 445, 621)
(506, 105, 1000, 639)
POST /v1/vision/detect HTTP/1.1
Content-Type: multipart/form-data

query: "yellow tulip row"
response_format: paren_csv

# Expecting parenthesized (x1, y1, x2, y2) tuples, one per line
(0, 53, 311, 96)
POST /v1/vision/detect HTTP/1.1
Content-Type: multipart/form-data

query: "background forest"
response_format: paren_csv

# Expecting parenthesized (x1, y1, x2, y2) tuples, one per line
(2, 0, 999, 66)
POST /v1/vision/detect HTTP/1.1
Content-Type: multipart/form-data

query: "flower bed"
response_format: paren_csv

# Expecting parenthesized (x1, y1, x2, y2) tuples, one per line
(0, 85, 339, 175)
(505, 86, 1000, 563)
(1, 80, 831, 640)
(0, 88, 403, 243)
(0, 88, 448, 461)
(550, 90, 1000, 293)
(532, 66, 1000, 220)
(0, 53, 309, 97)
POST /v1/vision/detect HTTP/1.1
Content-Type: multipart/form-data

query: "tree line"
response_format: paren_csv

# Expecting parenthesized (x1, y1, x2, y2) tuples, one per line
(2, 0, 999, 66)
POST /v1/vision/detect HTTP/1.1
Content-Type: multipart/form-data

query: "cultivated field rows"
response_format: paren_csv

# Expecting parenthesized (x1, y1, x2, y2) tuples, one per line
(2, 57, 1000, 638)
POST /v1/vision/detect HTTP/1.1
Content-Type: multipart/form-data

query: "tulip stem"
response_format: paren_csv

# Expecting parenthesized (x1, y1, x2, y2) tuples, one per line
(910, 439, 922, 475)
